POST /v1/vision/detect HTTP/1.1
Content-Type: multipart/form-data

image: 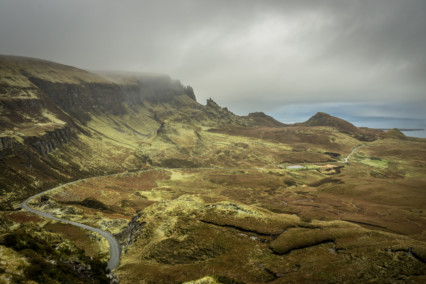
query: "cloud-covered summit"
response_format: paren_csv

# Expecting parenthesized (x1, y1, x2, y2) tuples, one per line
(1, 0, 425, 117)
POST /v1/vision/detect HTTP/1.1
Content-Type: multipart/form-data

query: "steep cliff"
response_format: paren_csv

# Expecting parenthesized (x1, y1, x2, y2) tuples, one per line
(26, 127, 74, 156)
(28, 78, 127, 123)
(0, 136, 13, 152)
(101, 72, 196, 104)
(3, 55, 382, 209)
(0, 55, 249, 209)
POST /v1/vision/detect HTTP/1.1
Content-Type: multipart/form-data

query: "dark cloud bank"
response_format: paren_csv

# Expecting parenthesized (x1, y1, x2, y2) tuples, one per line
(1, 0, 425, 131)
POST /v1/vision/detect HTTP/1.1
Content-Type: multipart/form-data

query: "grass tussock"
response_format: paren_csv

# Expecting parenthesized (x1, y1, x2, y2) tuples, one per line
(269, 226, 363, 254)
(202, 203, 299, 235)
(0, 225, 109, 283)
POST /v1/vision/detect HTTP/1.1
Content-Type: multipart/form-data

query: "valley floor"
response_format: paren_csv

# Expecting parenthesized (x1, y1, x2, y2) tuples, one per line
(13, 137, 426, 283)
(1, 56, 425, 282)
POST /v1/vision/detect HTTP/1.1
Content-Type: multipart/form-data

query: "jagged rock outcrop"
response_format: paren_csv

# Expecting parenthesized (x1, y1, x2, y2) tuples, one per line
(0, 98, 52, 130)
(0, 136, 13, 151)
(26, 127, 74, 156)
(115, 213, 146, 248)
(184, 85, 196, 101)
(0, 55, 249, 208)
(100, 72, 196, 106)
(28, 78, 127, 123)
(202, 98, 249, 126)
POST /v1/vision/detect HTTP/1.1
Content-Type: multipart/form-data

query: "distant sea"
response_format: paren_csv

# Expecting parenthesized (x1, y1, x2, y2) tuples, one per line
(272, 113, 426, 138)
(400, 129, 426, 138)
(349, 116, 426, 138)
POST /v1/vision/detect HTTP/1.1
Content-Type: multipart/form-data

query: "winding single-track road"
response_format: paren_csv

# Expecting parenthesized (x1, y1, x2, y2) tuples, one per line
(284, 145, 364, 168)
(20, 179, 121, 271)
(19, 144, 363, 271)
(343, 145, 363, 163)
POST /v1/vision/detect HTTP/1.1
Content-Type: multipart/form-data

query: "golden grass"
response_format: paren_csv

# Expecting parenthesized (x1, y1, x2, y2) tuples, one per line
(0, 55, 110, 87)
(44, 222, 104, 258)
(0, 245, 30, 278)
(42, 163, 426, 283)
(4, 99, 423, 282)
(269, 226, 364, 254)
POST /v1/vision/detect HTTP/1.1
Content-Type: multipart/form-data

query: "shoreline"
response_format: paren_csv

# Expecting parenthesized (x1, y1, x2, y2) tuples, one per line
(378, 128, 424, 131)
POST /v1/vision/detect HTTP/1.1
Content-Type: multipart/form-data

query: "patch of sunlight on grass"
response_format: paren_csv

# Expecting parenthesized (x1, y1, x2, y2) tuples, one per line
(356, 154, 389, 168)
(286, 165, 321, 171)
(139, 188, 174, 202)
(168, 170, 196, 181)
(41, 109, 66, 125)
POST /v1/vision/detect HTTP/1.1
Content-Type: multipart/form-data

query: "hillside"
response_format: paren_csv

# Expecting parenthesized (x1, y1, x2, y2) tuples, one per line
(1, 55, 426, 283)
(245, 112, 286, 127)
(1, 56, 369, 209)
(298, 112, 380, 141)
(0, 55, 258, 209)
(379, 128, 407, 140)
(302, 112, 358, 131)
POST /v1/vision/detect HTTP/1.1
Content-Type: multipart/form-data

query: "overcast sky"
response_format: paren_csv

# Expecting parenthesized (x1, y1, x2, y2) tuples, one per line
(1, 0, 425, 124)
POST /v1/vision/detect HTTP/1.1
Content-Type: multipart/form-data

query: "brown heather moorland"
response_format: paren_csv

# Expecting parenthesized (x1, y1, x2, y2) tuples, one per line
(1, 56, 425, 283)
(31, 133, 426, 283)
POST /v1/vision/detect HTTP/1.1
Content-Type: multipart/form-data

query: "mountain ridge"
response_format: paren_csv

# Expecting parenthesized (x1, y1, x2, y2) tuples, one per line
(2, 55, 426, 283)
(0, 55, 259, 208)
(0, 55, 387, 208)
(297, 111, 380, 141)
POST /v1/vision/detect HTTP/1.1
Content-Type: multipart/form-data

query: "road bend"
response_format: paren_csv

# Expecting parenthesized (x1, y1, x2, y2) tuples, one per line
(343, 145, 363, 163)
(20, 180, 121, 271)
(19, 144, 363, 270)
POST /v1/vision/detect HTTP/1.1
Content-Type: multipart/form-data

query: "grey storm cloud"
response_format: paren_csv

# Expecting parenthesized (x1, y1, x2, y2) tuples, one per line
(1, 0, 425, 117)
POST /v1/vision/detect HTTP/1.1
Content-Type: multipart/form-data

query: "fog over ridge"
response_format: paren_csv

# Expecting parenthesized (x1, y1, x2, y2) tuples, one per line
(0, 0, 425, 120)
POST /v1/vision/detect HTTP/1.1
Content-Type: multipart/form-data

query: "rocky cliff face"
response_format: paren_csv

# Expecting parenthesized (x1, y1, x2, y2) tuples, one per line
(0, 55, 243, 209)
(0, 98, 51, 130)
(0, 136, 13, 151)
(114, 213, 146, 248)
(28, 77, 129, 123)
(117, 75, 196, 105)
(26, 127, 74, 156)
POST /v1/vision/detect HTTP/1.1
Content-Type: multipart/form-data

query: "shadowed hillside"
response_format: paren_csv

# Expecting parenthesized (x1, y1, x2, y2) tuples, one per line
(298, 112, 380, 141)
(0, 55, 268, 209)
(302, 112, 359, 132)
(1, 55, 425, 283)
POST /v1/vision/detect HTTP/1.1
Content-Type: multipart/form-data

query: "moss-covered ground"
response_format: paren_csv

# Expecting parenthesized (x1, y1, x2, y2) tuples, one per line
(33, 133, 426, 283)
(1, 57, 425, 282)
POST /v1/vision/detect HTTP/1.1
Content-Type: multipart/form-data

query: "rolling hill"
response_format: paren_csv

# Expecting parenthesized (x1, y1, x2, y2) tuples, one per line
(1, 55, 425, 283)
